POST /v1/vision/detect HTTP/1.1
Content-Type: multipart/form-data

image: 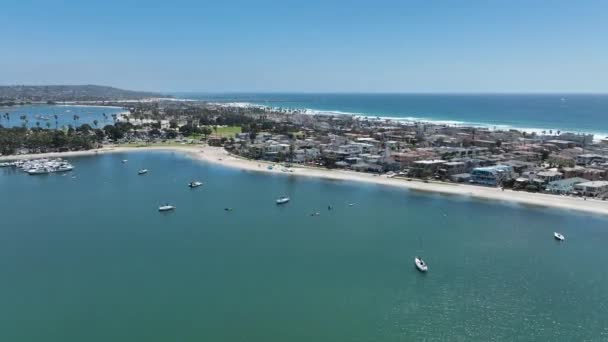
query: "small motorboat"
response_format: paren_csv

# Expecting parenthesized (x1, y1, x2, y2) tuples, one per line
(276, 197, 290, 205)
(138, 169, 148, 175)
(158, 205, 175, 212)
(224, 207, 233, 212)
(27, 168, 51, 175)
(415, 257, 428, 272)
(122, 159, 128, 163)
(56, 165, 74, 172)
(189, 181, 203, 188)
(554, 232, 565, 241)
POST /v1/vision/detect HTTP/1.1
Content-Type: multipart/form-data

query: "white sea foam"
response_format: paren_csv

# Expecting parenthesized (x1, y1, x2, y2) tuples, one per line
(208, 101, 608, 141)
(208, 102, 264, 108)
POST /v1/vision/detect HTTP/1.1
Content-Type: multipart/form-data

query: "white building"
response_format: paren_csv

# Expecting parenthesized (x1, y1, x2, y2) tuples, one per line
(574, 181, 608, 197)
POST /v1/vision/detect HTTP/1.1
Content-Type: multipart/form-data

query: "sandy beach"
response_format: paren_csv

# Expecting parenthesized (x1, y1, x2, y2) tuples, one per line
(3, 144, 608, 216)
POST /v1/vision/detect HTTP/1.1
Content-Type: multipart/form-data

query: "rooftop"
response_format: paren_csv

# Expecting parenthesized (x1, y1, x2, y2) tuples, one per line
(577, 181, 608, 188)
(413, 160, 447, 165)
(546, 177, 589, 189)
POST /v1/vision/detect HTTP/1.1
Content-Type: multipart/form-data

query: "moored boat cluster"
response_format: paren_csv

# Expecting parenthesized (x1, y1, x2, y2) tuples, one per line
(0, 158, 74, 175)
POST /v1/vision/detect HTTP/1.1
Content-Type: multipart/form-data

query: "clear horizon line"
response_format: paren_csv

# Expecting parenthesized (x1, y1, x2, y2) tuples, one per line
(164, 90, 608, 95)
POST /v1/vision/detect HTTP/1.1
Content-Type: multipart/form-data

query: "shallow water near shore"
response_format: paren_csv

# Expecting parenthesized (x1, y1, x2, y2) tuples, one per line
(1, 151, 608, 341)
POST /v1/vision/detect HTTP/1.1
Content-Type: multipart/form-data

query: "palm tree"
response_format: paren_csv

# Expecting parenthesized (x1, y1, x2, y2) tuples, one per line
(288, 143, 295, 163)
(93, 119, 99, 128)
(36, 121, 41, 129)
(20, 115, 27, 128)
(53, 114, 58, 129)
(73, 114, 80, 127)
(46, 122, 51, 129)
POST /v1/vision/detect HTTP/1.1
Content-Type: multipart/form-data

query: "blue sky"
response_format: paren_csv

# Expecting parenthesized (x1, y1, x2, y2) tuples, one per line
(1, 0, 607, 93)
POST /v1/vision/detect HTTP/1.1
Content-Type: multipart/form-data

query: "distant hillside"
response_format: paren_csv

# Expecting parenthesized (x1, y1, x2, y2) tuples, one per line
(0, 85, 164, 102)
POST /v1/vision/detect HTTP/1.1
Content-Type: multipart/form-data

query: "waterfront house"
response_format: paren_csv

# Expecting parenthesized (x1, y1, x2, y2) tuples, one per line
(545, 177, 589, 194)
(470, 165, 515, 186)
(450, 173, 472, 183)
(441, 161, 467, 176)
(535, 171, 563, 184)
(574, 181, 608, 197)
(410, 160, 447, 177)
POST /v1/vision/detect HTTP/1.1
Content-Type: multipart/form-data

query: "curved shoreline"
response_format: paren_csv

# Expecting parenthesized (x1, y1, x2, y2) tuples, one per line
(3, 144, 608, 216)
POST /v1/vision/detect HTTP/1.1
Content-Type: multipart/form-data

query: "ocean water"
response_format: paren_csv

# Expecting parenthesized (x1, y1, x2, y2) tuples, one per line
(0, 104, 125, 129)
(177, 93, 608, 139)
(1, 151, 608, 341)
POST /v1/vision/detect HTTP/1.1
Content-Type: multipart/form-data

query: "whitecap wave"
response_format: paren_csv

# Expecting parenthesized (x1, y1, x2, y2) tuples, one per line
(210, 101, 608, 141)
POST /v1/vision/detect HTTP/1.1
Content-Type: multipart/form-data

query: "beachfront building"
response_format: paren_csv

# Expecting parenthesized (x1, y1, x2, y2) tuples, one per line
(409, 160, 447, 177)
(534, 171, 563, 184)
(574, 181, 608, 197)
(450, 173, 471, 183)
(544, 177, 589, 194)
(441, 161, 467, 176)
(293, 148, 320, 163)
(470, 165, 515, 186)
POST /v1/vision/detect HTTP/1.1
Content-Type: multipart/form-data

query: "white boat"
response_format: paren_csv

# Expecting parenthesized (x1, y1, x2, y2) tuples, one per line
(56, 165, 74, 172)
(554, 232, 565, 241)
(188, 181, 203, 188)
(122, 159, 128, 163)
(138, 169, 148, 175)
(415, 257, 428, 272)
(158, 205, 175, 212)
(276, 197, 290, 205)
(27, 168, 51, 175)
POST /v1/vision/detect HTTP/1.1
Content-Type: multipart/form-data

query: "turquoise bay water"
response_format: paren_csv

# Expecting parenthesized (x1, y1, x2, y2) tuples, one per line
(0, 104, 125, 129)
(1, 152, 608, 341)
(179, 93, 608, 138)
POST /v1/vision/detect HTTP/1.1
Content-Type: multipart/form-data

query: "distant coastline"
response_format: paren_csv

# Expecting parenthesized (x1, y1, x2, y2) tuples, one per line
(3, 144, 608, 217)
(183, 93, 608, 140)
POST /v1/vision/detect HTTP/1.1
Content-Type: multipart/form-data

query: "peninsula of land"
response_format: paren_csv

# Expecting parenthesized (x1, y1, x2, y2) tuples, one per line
(2, 90, 608, 216)
(3, 144, 608, 216)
